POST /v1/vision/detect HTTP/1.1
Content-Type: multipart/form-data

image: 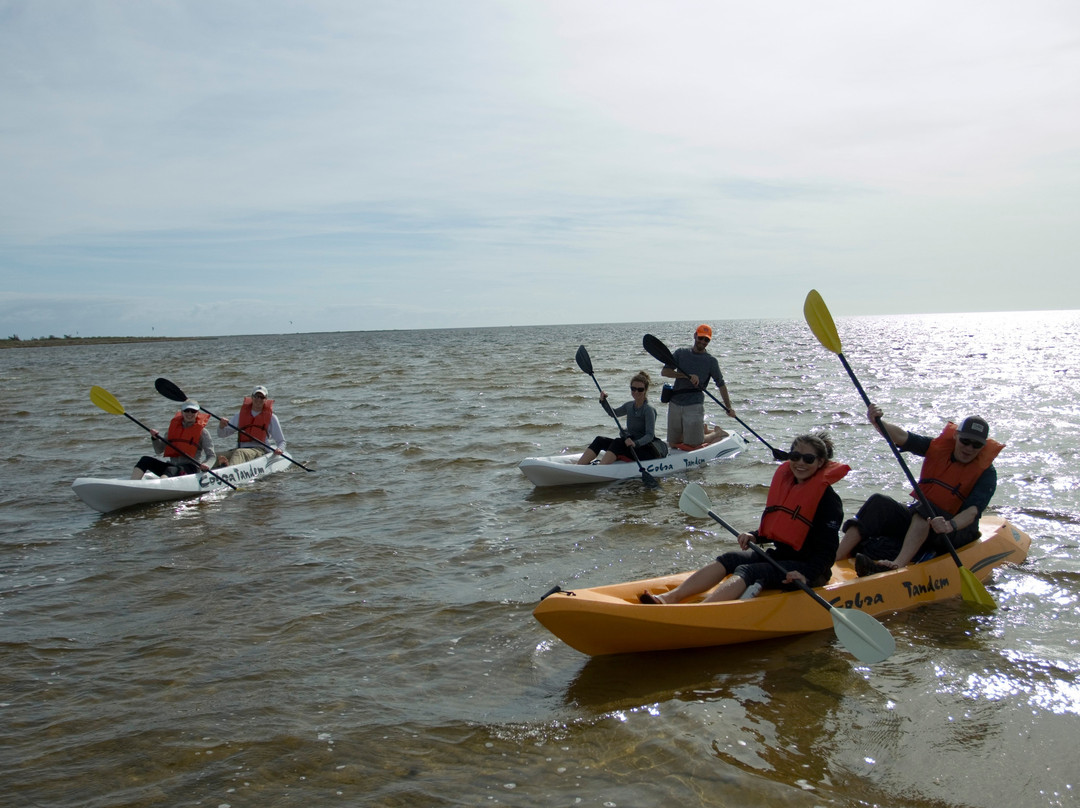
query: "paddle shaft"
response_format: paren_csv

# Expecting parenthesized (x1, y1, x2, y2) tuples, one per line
(124, 412, 237, 490)
(643, 334, 785, 459)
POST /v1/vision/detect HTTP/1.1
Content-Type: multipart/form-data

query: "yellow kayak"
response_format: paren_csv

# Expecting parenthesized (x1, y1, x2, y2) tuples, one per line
(533, 516, 1031, 656)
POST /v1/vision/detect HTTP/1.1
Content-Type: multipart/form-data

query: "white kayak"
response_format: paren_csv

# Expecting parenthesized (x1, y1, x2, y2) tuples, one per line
(72, 451, 293, 513)
(519, 432, 747, 487)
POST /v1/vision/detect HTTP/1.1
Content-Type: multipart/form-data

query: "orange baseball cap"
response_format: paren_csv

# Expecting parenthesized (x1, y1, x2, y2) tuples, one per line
(695, 324, 712, 339)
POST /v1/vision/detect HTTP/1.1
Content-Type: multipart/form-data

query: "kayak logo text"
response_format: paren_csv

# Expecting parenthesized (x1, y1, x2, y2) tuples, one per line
(644, 461, 675, 473)
(200, 466, 265, 489)
(830, 590, 885, 609)
(900, 574, 951, 598)
(677, 455, 715, 470)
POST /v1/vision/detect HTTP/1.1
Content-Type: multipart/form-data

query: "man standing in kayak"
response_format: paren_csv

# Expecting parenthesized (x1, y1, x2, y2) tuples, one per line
(216, 385, 287, 466)
(838, 403, 1003, 576)
(661, 324, 736, 449)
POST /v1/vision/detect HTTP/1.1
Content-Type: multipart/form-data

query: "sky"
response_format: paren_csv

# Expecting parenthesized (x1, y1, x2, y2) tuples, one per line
(2, 0, 1080, 338)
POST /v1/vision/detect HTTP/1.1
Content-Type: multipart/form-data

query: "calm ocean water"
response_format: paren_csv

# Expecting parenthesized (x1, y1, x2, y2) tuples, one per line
(2, 312, 1078, 807)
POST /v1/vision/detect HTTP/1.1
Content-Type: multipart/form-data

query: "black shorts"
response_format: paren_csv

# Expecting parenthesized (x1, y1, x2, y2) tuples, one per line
(849, 493, 980, 561)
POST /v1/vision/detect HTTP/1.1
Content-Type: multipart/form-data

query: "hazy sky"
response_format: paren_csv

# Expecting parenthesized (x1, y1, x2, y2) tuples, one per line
(3, 0, 1079, 337)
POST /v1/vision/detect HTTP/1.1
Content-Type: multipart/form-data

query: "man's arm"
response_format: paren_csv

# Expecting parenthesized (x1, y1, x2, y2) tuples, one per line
(716, 383, 734, 414)
(268, 415, 286, 451)
(867, 404, 911, 448)
(198, 431, 216, 465)
(217, 414, 239, 437)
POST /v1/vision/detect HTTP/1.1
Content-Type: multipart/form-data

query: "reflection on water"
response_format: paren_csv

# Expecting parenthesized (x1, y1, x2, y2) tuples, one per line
(2, 313, 1079, 807)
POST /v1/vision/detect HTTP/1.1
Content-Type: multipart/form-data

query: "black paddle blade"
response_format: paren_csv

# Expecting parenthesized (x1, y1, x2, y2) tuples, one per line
(642, 334, 677, 367)
(641, 471, 659, 489)
(574, 345, 593, 375)
(154, 377, 188, 402)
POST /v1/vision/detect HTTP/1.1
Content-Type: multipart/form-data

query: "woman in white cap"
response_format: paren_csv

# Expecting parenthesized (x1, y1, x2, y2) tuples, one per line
(131, 400, 216, 479)
(216, 386, 287, 466)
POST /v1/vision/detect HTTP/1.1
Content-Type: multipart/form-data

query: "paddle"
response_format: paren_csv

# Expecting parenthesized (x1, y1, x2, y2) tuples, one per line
(154, 377, 313, 472)
(642, 333, 787, 461)
(89, 385, 237, 490)
(574, 345, 659, 489)
(679, 482, 895, 664)
(803, 289, 996, 609)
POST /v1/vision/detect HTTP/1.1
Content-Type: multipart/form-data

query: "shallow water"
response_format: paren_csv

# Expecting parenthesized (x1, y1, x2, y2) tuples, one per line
(2, 312, 1078, 807)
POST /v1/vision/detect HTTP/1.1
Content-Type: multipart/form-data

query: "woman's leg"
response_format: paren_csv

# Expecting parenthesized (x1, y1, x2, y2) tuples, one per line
(701, 574, 748, 602)
(576, 449, 597, 465)
(576, 436, 611, 465)
(132, 456, 167, 479)
(651, 561, 731, 603)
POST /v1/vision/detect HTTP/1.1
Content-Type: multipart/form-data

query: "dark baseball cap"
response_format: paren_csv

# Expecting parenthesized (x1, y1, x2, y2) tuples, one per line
(957, 416, 989, 442)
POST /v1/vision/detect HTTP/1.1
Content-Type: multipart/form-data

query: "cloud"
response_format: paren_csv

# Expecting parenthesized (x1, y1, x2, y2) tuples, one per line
(1, 0, 1079, 337)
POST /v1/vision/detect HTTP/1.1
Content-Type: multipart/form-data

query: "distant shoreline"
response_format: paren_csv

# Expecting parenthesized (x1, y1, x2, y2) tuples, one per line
(0, 336, 215, 349)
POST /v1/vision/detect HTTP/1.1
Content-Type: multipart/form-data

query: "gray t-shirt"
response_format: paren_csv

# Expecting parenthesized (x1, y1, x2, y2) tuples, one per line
(612, 400, 659, 447)
(668, 347, 724, 406)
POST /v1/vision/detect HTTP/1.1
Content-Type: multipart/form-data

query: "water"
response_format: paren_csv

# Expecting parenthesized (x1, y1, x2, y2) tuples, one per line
(2, 313, 1078, 807)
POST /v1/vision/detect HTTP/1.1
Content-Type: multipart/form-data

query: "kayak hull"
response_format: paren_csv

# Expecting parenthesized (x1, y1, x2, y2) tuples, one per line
(72, 452, 292, 513)
(533, 516, 1031, 656)
(519, 433, 747, 486)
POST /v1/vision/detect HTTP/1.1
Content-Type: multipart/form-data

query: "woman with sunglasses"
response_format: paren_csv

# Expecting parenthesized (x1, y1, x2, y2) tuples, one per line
(640, 432, 848, 603)
(837, 403, 1003, 576)
(575, 371, 668, 465)
(131, 400, 216, 479)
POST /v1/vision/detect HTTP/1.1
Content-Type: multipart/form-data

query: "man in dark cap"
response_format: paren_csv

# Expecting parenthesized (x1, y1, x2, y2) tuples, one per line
(836, 403, 1004, 576)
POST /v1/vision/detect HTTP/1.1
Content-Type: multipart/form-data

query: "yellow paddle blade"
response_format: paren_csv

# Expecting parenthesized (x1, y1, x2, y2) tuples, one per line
(89, 385, 125, 415)
(804, 289, 843, 355)
(959, 566, 997, 609)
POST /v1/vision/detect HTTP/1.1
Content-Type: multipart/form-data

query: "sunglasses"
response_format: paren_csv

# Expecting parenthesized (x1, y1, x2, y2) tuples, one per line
(696, 337, 710, 344)
(630, 386, 646, 392)
(183, 409, 199, 414)
(958, 438, 984, 448)
(786, 451, 820, 464)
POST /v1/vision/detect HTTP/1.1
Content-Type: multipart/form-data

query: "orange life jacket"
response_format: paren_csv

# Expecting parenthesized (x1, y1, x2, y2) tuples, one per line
(758, 460, 850, 551)
(236, 398, 273, 446)
(915, 422, 1003, 513)
(163, 411, 211, 459)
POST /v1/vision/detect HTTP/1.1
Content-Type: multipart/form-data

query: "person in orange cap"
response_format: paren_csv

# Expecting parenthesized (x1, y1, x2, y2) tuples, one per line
(660, 324, 735, 449)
